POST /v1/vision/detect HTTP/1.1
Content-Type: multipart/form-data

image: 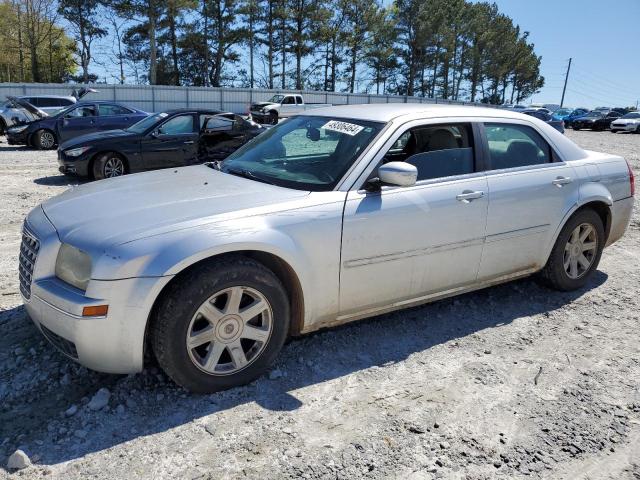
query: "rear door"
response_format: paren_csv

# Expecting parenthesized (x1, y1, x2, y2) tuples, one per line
(477, 121, 580, 280)
(57, 104, 98, 142)
(97, 103, 138, 131)
(141, 113, 198, 169)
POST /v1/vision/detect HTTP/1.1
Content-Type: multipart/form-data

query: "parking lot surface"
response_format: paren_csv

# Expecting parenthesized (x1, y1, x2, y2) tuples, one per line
(0, 130, 639, 479)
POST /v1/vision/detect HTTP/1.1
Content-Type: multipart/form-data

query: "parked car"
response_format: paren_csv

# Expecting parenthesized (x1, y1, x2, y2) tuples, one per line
(572, 110, 622, 131)
(528, 103, 561, 112)
(57, 109, 265, 179)
(0, 88, 97, 135)
(501, 104, 527, 111)
(610, 111, 640, 133)
(20, 104, 634, 393)
(6, 99, 147, 149)
(522, 108, 565, 133)
(250, 94, 331, 124)
(555, 108, 589, 128)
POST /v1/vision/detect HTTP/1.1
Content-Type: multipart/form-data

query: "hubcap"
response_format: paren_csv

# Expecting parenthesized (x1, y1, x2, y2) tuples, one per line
(41, 131, 54, 148)
(186, 286, 273, 376)
(563, 223, 597, 279)
(104, 157, 125, 177)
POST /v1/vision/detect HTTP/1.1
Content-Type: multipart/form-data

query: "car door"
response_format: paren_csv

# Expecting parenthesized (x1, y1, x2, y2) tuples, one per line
(141, 113, 198, 169)
(340, 122, 489, 316)
(279, 96, 297, 117)
(200, 114, 250, 162)
(97, 103, 138, 131)
(57, 104, 98, 142)
(477, 121, 580, 281)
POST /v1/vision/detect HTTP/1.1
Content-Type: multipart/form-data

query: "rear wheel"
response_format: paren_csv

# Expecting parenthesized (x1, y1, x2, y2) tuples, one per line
(92, 152, 126, 180)
(34, 129, 56, 150)
(538, 209, 604, 291)
(151, 256, 290, 393)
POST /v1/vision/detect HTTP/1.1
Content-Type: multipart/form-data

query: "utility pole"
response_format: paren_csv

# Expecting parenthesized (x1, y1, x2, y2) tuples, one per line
(560, 58, 572, 108)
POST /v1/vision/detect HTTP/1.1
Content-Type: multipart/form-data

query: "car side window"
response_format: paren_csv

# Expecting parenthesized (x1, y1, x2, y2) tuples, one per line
(282, 96, 295, 105)
(295, 96, 303, 105)
(65, 105, 96, 118)
(204, 116, 234, 131)
(98, 104, 133, 116)
(484, 123, 551, 170)
(383, 123, 475, 181)
(158, 115, 195, 135)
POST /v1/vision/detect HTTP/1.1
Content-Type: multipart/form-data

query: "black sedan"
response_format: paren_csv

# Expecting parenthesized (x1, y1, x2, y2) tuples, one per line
(5, 98, 148, 149)
(521, 109, 565, 133)
(57, 109, 266, 180)
(572, 110, 622, 131)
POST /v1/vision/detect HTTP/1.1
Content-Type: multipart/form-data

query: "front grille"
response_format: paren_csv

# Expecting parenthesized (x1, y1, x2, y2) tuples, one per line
(40, 324, 78, 359)
(19, 225, 40, 299)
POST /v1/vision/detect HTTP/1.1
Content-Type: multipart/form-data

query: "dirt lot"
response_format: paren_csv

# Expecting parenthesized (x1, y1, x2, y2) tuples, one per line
(0, 130, 638, 479)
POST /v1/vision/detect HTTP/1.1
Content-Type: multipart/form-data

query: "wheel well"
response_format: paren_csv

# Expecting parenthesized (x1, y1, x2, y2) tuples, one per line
(575, 201, 612, 242)
(88, 151, 129, 178)
(144, 251, 305, 362)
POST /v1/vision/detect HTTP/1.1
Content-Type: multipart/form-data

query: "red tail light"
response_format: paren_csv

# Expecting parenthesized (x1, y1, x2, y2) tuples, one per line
(627, 160, 635, 196)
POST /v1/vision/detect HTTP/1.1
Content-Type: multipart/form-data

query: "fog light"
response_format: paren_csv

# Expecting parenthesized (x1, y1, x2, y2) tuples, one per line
(82, 305, 109, 317)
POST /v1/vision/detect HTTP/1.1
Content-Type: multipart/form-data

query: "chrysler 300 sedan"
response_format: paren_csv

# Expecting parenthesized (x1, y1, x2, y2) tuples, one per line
(21, 104, 634, 393)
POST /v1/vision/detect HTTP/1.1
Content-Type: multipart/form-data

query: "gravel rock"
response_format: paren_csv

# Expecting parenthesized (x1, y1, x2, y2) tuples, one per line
(7, 449, 31, 470)
(268, 368, 284, 379)
(88, 388, 111, 411)
(65, 405, 78, 417)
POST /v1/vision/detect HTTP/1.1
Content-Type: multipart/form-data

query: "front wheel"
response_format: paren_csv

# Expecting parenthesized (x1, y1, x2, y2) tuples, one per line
(537, 209, 604, 291)
(269, 110, 278, 125)
(34, 129, 56, 150)
(92, 152, 126, 180)
(151, 256, 290, 393)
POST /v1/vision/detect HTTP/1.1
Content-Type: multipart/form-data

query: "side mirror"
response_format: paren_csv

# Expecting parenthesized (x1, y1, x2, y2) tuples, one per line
(376, 162, 418, 188)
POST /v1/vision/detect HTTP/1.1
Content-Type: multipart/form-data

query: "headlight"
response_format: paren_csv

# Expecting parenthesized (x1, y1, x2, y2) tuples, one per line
(8, 125, 28, 133)
(55, 243, 92, 290)
(64, 146, 91, 157)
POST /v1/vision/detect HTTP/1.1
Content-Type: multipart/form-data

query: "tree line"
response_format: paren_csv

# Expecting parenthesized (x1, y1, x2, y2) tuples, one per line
(0, 0, 544, 104)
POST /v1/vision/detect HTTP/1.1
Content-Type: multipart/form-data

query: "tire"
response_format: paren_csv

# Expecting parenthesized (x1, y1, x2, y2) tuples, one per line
(0, 118, 6, 135)
(269, 110, 278, 125)
(92, 152, 126, 180)
(151, 256, 290, 393)
(33, 129, 56, 150)
(537, 209, 605, 291)
(572, 126, 580, 130)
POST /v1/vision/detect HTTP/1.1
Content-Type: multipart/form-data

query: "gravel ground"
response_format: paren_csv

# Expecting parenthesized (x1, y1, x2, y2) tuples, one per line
(0, 130, 639, 479)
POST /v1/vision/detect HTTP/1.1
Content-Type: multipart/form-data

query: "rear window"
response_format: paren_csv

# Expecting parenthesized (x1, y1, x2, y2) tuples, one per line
(484, 123, 551, 170)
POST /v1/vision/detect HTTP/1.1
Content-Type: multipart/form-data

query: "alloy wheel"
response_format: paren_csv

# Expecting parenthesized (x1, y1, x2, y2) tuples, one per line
(186, 286, 273, 376)
(563, 223, 598, 279)
(40, 131, 55, 149)
(104, 157, 125, 177)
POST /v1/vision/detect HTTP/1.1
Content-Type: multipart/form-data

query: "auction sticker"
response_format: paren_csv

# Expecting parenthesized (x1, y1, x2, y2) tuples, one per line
(322, 120, 364, 136)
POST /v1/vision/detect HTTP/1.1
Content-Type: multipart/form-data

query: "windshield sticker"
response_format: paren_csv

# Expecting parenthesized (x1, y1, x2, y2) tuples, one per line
(322, 120, 364, 136)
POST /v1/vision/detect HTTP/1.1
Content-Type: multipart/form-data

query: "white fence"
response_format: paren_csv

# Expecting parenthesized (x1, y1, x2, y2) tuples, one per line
(0, 83, 489, 114)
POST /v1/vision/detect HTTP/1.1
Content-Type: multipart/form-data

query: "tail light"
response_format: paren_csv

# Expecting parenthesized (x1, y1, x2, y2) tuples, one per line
(627, 160, 635, 196)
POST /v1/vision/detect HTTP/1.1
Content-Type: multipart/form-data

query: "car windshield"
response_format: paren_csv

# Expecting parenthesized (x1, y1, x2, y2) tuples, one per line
(267, 95, 285, 103)
(621, 112, 640, 119)
(555, 109, 572, 116)
(220, 115, 384, 191)
(584, 112, 603, 118)
(126, 112, 168, 133)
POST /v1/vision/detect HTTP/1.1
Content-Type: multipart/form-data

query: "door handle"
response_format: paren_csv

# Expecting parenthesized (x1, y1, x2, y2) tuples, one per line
(456, 190, 484, 202)
(552, 176, 572, 187)
(183, 140, 195, 144)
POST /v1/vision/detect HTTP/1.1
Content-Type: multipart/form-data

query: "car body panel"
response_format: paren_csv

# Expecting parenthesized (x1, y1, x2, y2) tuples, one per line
(22, 104, 634, 373)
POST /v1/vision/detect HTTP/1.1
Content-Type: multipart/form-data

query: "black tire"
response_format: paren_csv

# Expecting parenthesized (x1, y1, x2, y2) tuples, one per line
(269, 110, 278, 125)
(537, 209, 605, 291)
(0, 118, 6, 135)
(33, 129, 57, 150)
(572, 126, 580, 130)
(150, 256, 290, 393)
(92, 152, 126, 180)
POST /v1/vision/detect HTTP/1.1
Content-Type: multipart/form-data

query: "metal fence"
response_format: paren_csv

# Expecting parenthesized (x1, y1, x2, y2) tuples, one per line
(0, 83, 490, 114)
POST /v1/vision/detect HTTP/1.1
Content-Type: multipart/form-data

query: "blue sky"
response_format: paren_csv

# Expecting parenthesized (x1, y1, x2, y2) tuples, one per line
(473, 0, 640, 108)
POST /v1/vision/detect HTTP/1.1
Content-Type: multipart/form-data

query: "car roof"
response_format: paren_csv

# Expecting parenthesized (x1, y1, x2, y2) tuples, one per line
(18, 95, 76, 100)
(298, 103, 530, 123)
(163, 108, 224, 115)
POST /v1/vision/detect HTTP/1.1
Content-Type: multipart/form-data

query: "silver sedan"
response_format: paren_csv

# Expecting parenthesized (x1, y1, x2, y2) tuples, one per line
(21, 104, 634, 392)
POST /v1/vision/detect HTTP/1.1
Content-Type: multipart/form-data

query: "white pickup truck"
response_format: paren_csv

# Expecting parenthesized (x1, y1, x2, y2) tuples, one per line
(249, 94, 331, 124)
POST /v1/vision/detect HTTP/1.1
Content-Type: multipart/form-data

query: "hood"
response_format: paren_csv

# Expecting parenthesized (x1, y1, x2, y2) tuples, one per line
(6, 96, 48, 119)
(41, 165, 309, 249)
(59, 129, 137, 150)
(250, 102, 275, 110)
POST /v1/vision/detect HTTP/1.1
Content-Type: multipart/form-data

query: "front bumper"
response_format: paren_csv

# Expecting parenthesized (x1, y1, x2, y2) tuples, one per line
(6, 129, 29, 145)
(57, 149, 91, 177)
(611, 123, 638, 132)
(250, 112, 276, 125)
(21, 206, 173, 373)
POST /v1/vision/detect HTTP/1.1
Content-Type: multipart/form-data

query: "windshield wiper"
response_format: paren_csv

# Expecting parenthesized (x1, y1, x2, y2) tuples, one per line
(226, 168, 276, 185)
